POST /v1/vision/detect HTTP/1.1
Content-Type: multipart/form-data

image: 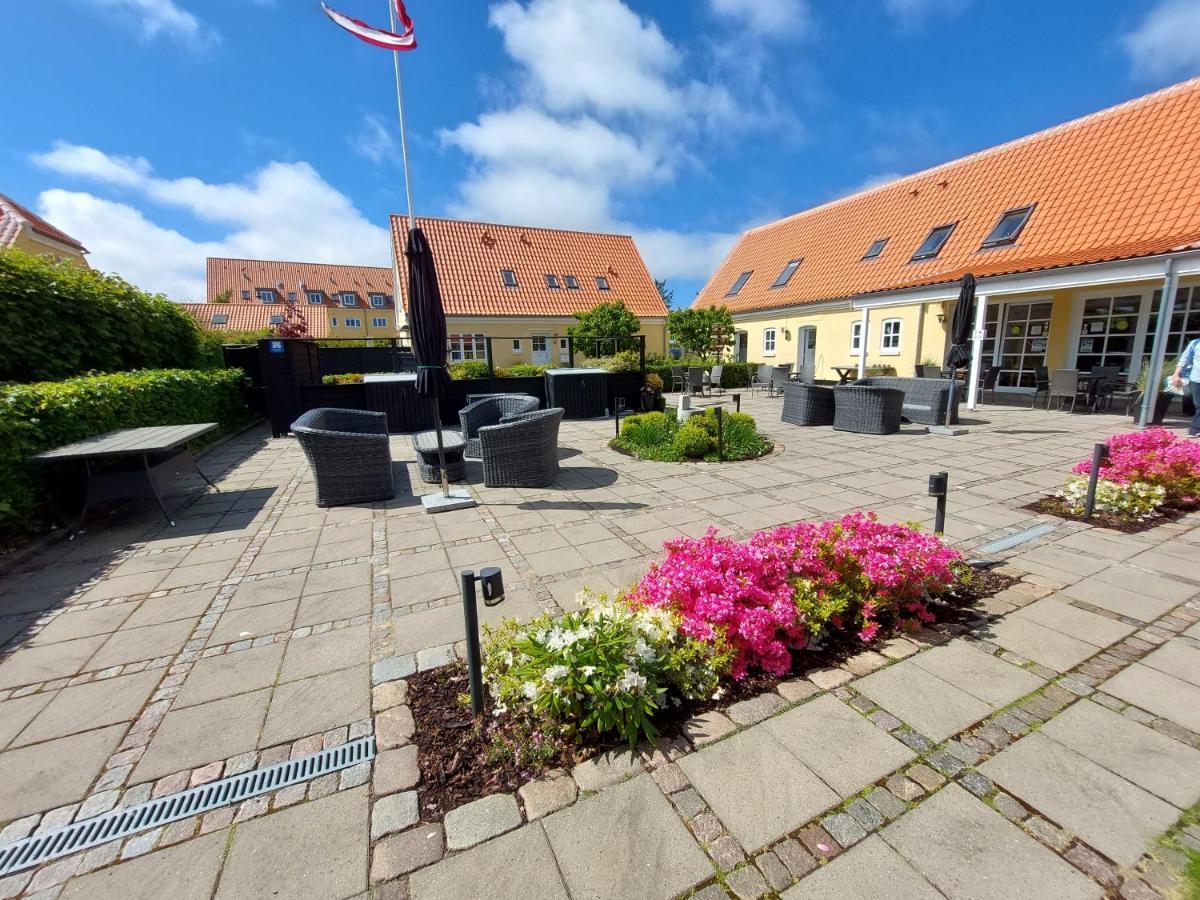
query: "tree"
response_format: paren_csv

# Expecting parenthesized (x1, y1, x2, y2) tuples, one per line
(655, 279, 674, 309)
(667, 306, 735, 360)
(211, 290, 232, 304)
(567, 300, 641, 355)
(272, 292, 309, 338)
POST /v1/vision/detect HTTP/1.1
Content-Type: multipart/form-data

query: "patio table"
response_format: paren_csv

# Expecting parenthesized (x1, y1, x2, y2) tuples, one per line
(31, 423, 219, 531)
(412, 429, 467, 483)
(832, 366, 858, 385)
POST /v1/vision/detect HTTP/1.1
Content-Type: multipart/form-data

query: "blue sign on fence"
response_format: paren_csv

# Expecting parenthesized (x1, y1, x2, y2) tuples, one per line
(268, 340, 284, 354)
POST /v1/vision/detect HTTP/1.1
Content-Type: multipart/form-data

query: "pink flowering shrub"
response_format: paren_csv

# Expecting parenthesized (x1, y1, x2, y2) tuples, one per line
(630, 513, 962, 678)
(1072, 428, 1200, 503)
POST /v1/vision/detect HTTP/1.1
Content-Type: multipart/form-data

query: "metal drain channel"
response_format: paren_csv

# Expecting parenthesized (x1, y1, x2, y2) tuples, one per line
(0, 735, 375, 877)
(976, 523, 1056, 555)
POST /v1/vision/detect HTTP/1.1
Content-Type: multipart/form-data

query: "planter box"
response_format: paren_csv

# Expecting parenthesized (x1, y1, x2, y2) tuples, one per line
(546, 368, 609, 419)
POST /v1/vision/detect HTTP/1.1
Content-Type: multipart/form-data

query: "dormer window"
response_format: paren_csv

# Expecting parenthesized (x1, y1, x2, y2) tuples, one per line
(981, 205, 1035, 248)
(307, 291, 324, 305)
(862, 238, 888, 260)
(564, 275, 580, 290)
(256, 289, 276, 304)
(369, 293, 388, 307)
(501, 268, 518, 288)
(545, 274, 561, 289)
(339, 293, 357, 307)
(771, 259, 802, 289)
(911, 223, 956, 261)
(726, 271, 752, 296)
(596, 276, 610, 291)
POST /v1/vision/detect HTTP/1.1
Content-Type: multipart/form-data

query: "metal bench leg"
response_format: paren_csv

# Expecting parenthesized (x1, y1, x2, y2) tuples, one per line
(70, 460, 95, 540)
(144, 454, 176, 527)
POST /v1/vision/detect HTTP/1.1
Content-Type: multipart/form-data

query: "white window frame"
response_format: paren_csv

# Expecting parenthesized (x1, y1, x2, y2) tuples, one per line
(307, 291, 324, 305)
(559, 338, 570, 363)
(850, 321, 863, 356)
(339, 293, 357, 308)
(880, 318, 902, 355)
(344, 316, 362, 328)
(448, 332, 488, 362)
(372, 316, 388, 328)
(511, 339, 523, 353)
(331, 316, 338, 327)
(370, 293, 388, 308)
(257, 289, 276, 304)
(762, 328, 777, 357)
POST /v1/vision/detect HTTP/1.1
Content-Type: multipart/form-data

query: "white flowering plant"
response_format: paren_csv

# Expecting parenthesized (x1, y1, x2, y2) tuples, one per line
(1057, 475, 1165, 521)
(482, 590, 731, 747)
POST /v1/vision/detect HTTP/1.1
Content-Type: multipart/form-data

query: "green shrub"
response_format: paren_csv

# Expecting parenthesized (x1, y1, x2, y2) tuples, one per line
(620, 412, 673, 447)
(0, 369, 250, 538)
(321, 373, 364, 385)
(0, 249, 208, 381)
(495, 363, 548, 378)
(673, 422, 712, 458)
(448, 361, 490, 380)
(645, 361, 752, 389)
(581, 350, 641, 372)
(714, 411, 770, 459)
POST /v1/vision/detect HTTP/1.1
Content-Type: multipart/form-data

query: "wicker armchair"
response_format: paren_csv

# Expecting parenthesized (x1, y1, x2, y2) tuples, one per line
(479, 408, 565, 488)
(850, 376, 962, 425)
(833, 386, 904, 435)
(291, 408, 394, 507)
(459, 394, 540, 458)
(781, 382, 835, 426)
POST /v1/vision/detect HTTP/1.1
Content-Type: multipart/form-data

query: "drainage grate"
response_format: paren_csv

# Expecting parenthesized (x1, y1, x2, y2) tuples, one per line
(976, 523, 1056, 556)
(0, 735, 374, 878)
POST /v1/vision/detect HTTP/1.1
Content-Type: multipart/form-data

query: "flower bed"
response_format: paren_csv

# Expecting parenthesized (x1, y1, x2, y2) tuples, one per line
(610, 410, 771, 462)
(1030, 428, 1200, 531)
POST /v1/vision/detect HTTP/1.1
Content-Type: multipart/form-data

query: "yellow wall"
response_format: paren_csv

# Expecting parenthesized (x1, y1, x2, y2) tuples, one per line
(444, 317, 668, 368)
(324, 308, 396, 338)
(11, 230, 88, 267)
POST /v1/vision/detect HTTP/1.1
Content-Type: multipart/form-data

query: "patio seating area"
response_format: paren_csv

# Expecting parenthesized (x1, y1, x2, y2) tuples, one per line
(0, 395, 1198, 899)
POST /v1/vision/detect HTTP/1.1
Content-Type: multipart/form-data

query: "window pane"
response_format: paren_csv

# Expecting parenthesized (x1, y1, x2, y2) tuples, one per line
(727, 271, 752, 296)
(912, 223, 955, 259)
(772, 259, 801, 288)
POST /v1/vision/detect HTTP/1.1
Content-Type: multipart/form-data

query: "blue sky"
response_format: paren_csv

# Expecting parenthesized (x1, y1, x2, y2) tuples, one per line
(6, 0, 1200, 304)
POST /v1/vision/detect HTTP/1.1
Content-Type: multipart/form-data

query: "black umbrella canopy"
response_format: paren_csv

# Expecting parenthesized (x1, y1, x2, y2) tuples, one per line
(405, 225, 451, 399)
(944, 273, 976, 371)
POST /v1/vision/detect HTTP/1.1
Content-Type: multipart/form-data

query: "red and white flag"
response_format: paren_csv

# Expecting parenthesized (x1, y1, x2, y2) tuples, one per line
(322, 0, 416, 51)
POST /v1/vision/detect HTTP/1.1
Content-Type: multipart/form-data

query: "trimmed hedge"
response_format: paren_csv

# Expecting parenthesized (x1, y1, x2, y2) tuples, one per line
(0, 369, 250, 537)
(0, 249, 208, 381)
(647, 361, 752, 389)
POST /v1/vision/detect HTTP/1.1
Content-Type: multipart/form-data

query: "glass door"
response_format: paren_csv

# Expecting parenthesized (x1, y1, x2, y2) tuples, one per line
(531, 336, 551, 365)
(1075, 295, 1140, 376)
(997, 301, 1053, 389)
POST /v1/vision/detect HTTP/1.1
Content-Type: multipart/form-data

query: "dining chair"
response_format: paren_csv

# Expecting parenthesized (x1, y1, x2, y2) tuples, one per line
(1030, 366, 1051, 409)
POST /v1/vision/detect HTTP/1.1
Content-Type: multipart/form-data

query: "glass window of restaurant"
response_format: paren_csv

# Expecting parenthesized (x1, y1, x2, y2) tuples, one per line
(1075, 295, 1140, 376)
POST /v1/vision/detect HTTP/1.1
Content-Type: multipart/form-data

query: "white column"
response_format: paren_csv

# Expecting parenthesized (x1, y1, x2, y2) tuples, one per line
(857, 307, 870, 379)
(1139, 259, 1179, 427)
(966, 293, 989, 410)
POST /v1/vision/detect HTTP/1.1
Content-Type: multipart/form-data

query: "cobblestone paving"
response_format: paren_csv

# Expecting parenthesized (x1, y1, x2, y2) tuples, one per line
(1, 397, 1199, 898)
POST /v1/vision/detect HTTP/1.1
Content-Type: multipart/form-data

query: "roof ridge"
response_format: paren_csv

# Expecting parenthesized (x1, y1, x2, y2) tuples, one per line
(744, 74, 1200, 238)
(391, 214, 634, 240)
(206, 256, 392, 271)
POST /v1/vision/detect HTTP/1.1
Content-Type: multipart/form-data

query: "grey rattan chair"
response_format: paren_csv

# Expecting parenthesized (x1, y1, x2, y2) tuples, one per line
(708, 365, 724, 394)
(291, 408, 394, 507)
(833, 386, 904, 434)
(850, 377, 962, 425)
(460, 394, 540, 458)
(479, 408, 565, 488)
(1048, 369, 1086, 412)
(781, 382, 835, 426)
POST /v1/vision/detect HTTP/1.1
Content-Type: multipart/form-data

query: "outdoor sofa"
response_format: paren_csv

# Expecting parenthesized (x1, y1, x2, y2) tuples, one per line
(851, 376, 962, 426)
(479, 408, 565, 488)
(780, 382, 835, 426)
(292, 408, 394, 507)
(832, 386, 905, 434)
(460, 394, 540, 458)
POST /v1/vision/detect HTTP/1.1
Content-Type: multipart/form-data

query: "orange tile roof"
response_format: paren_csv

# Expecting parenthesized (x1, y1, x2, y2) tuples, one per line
(206, 258, 394, 310)
(391, 216, 667, 319)
(178, 302, 330, 338)
(0, 192, 88, 252)
(695, 77, 1200, 315)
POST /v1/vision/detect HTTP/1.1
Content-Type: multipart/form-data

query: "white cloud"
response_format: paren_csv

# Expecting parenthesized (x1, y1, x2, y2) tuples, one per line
(709, 0, 813, 38)
(1121, 0, 1200, 82)
(353, 114, 397, 164)
(33, 143, 389, 300)
(882, 0, 966, 29)
(630, 228, 738, 282)
(79, 0, 216, 44)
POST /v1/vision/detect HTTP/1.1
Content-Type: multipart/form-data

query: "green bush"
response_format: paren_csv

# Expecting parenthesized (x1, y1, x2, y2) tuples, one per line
(321, 373, 364, 385)
(494, 363, 549, 378)
(448, 361, 491, 380)
(0, 369, 250, 538)
(612, 409, 771, 463)
(713, 411, 770, 459)
(646, 361, 752, 389)
(580, 350, 641, 372)
(673, 422, 713, 458)
(620, 412, 673, 447)
(0, 249, 208, 381)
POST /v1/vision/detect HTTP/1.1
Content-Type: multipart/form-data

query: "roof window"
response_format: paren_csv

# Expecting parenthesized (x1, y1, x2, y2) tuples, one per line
(563, 275, 580, 290)
(911, 223, 957, 261)
(981, 205, 1035, 248)
(771, 259, 802, 288)
(862, 238, 888, 260)
(501, 268, 518, 288)
(545, 274, 561, 289)
(726, 270, 752, 296)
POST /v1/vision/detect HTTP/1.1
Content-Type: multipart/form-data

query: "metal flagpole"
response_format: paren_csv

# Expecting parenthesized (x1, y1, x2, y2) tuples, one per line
(388, 1, 416, 232)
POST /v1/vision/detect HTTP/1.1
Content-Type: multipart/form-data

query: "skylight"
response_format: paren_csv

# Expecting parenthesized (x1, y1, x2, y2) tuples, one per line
(726, 270, 752, 296)
(564, 275, 580, 289)
(862, 238, 888, 260)
(981, 205, 1035, 248)
(911, 223, 957, 261)
(771, 259, 802, 289)
(596, 276, 610, 291)
(545, 274, 561, 289)
(501, 268, 518, 288)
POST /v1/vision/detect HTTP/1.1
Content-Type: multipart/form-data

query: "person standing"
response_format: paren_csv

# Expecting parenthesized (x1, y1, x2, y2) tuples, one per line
(1171, 337, 1200, 436)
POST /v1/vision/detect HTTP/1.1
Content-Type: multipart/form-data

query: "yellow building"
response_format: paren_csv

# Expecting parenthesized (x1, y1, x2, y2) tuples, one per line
(391, 216, 668, 368)
(695, 77, 1200, 410)
(205, 258, 398, 338)
(0, 192, 89, 266)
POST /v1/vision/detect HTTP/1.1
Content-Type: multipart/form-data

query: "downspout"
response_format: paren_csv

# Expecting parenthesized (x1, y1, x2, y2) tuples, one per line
(1138, 257, 1179, 428)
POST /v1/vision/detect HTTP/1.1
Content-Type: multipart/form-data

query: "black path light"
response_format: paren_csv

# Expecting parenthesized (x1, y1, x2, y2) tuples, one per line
(929, 471, 949, 534)
(461, 567, 505, 716)
(1082, 443, 1110, 521)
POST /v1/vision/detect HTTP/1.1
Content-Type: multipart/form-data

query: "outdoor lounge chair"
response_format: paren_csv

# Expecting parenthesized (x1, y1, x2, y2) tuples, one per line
(781, 382, 835, 426)
(833, 386, 904, 435)
(291, 408, 394, 507)
(460, 394, 540, 457)
(708, 365, 724, 394)
(479, 408, 565, 488)
(850, 376, 961, 425)
(751, 364, 773, 394)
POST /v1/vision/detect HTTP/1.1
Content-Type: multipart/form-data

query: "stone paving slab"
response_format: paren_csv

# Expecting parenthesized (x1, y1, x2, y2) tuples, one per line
(1012, 597, 1137, 648)
(0, 723, 125, 821)
(1102, 662, 1200, 733)
(781, 834, 944, 900)
(982, 614, 1100, 673)
(541, 774, 711, 900)
(174, 643, 284, 708)
(763, 694, 914, 797)
(0, 692, 52, 749)
(980, 732, 1179, 866)
(679, 726, 839, 852)
(1039, 698, 1200, 808)
(133, 689, 271, 783)
(0, 635, 107, 689)
(853, 659, 991, 741)
(59, 830, 227, 900)
(908, 640, 1045, 707)
(12, 668, 160, 746)
(882, 783, 1101, 900)
(1138, 639, 1200, 688)
(409, 822, 568, 900)
(1060, 576, 1179, 622)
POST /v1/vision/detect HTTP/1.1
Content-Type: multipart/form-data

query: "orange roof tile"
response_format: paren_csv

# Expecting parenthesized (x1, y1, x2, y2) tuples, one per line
(0, 192, 87, 252)
(695, 77, 1200, 314)
(178, 302, 330, 338)
(391, 216, 667, 319)
(206, 258, 394, 310)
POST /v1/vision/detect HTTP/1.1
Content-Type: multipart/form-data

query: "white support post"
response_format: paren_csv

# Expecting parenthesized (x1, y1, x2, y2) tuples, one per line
(857, 307, 870, 379)
(966, 293, 989, 410)
(1139, 259, 1179, 427)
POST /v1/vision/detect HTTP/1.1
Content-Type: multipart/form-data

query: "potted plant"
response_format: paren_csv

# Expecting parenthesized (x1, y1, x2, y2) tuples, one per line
(641, 372, 666, 412)
(1132, 360, 1175, 424)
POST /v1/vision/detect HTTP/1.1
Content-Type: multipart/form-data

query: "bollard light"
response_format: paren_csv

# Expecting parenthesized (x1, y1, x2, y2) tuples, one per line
(1082, 443, 1109, 521)
(479, 566, 505, 606)
(928, 471, 949, 535)
(460, 567, 507, 716)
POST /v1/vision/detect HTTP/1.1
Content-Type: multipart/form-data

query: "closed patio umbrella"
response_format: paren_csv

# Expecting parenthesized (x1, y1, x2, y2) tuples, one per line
(942, 273, 976, 427)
